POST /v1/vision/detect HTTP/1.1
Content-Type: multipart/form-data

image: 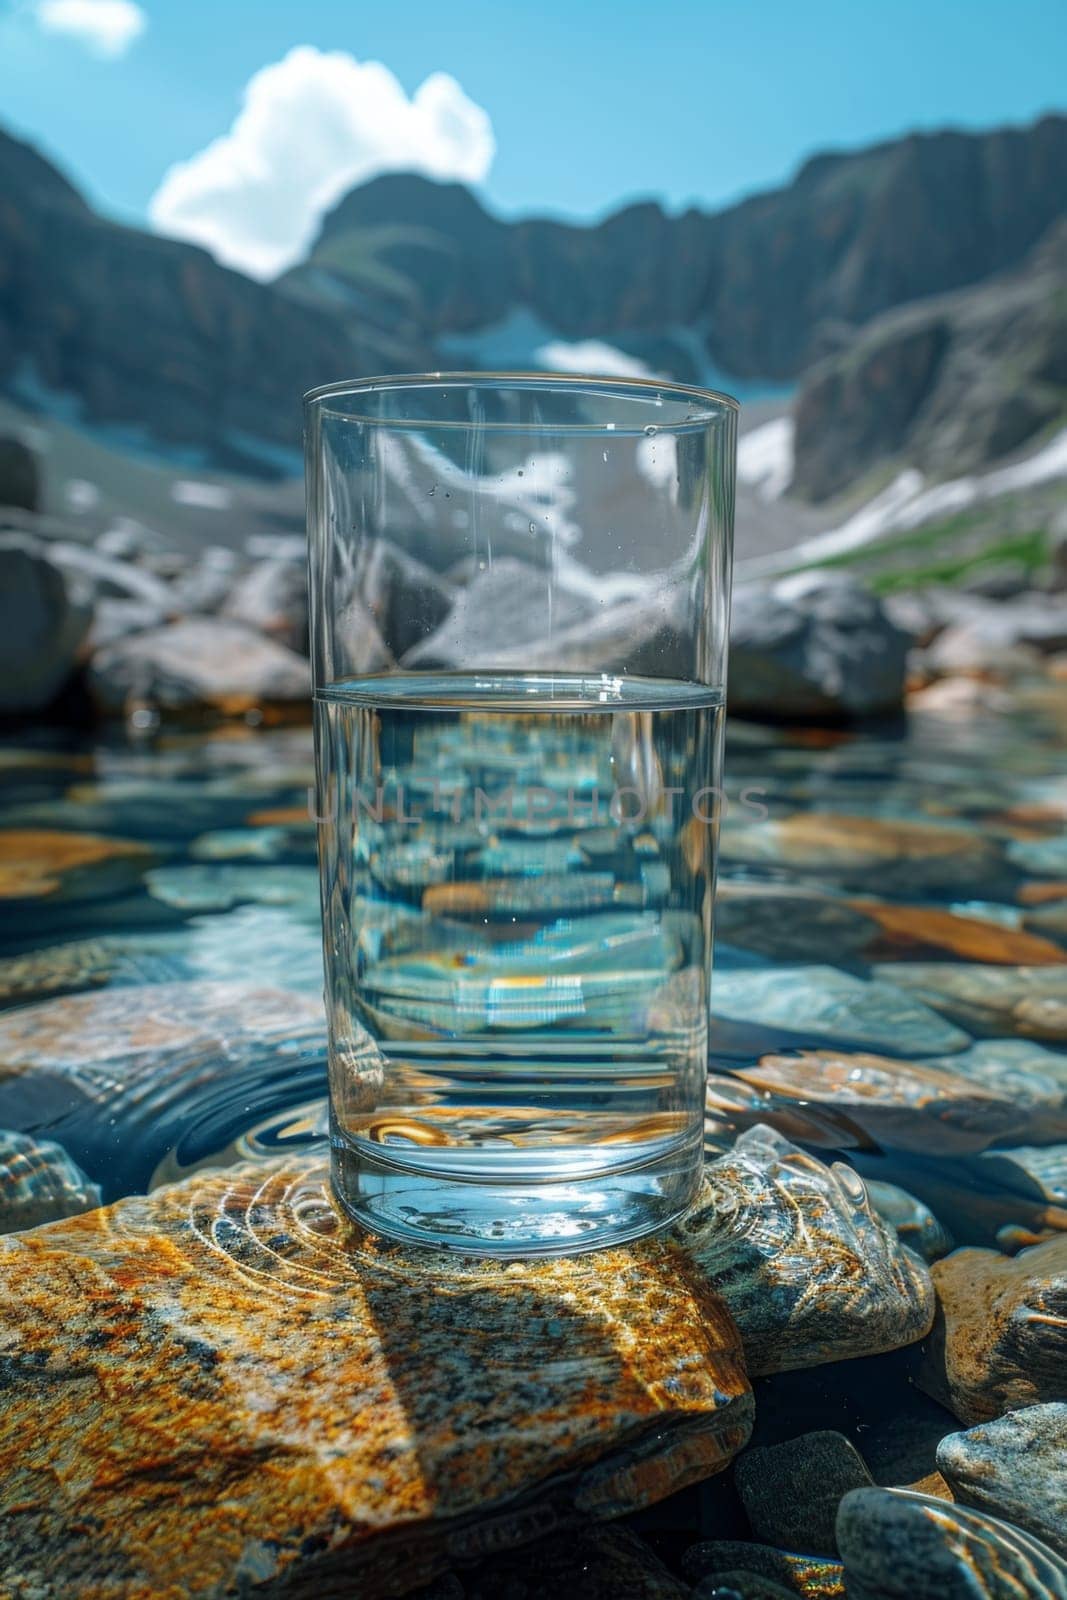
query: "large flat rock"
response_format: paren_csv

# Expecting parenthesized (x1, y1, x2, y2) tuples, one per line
(0, 1155, 753, 1600)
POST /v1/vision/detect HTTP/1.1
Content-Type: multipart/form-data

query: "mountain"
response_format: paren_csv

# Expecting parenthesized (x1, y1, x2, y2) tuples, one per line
(1, 113, 1065, 503)
(790, 220, 1067, 502)
(288, 115, 1067, 381)
(0, 128, 427, 472)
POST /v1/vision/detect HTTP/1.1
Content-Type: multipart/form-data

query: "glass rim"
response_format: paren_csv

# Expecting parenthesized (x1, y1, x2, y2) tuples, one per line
(303, 369, 740, 431)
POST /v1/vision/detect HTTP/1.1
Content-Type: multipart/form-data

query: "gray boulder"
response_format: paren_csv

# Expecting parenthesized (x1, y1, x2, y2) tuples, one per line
(0, 436, 40, 512)
(354, 538, 455, 659)
(222, 558, 308, 652)
(729, 571, 912, 719)
(937, 1404, 1067, 1557)
(0, 533, 93, 713)
(403, 559, 591, 669)
(89, 616, 310, 714)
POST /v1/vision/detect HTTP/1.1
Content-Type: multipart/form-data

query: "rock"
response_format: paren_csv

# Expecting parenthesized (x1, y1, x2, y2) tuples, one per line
(0, 1130, 100, 1233)
(864, 1180, 953, 1261)
(790, 225, 1067, 503)
(847, 899, 1067, 964)
(461, 1525, 689, 1599)
(728, 572, 911, 720)
(86, 596, 169, 649)
(0, 435, 40, 510)
(918, 1235, 1067, 1423)
(1008, 833, 1067, 877)
(353, 538, 456, 658)
(734, 1432, 875, 1554)
(671, 1126, 935, 1375)
(0, 1154, 753, 1599)
(0, 982, 325, 1174)
(937, 1404, 1067, 1557)
(0, 532, 93, 712)
(403, 558, 590, 669)
(170, 544, 242, 613)
(709, 967, 970, 1057)
(907, 676, 1016, 716)
(961, 560, 1035, 600)
(681, 1541, 845, 1596)
(925, 1037, 1067, 1121)
(715, 885, 880, 963)
(222, 557, 308, 651)
(0, 939, 131, 1005)
(836, 1487, 1067, 1599)
(720, 812, 1004, 895)
(975, 1144, 1067, 1210)
(874, 963, 1067, 1042)
(189, 826, 295, 862)
(89, 616, 311, 715)
(0, 828, 155, 905)
(1024, 897, 1067, 943)
(920, 622, 1043, 680)
(732, 1048, 1058, 1153)
(144, 864, 317, 915)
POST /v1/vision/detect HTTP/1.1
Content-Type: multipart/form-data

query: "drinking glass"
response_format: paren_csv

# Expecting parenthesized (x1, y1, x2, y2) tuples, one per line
(306, 373, 736, 1254)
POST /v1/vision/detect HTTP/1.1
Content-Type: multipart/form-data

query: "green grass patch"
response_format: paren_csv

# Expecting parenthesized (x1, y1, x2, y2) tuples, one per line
(868, 529, 1049, 593)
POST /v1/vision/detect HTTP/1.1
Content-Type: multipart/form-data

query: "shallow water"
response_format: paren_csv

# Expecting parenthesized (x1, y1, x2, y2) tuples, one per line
(1, 685, 1065, 1243)
(2, 685, 1066, 1593)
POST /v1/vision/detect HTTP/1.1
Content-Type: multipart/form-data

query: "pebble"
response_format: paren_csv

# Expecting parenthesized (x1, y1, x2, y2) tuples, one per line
(733, 1431, 874, 1554)
(918, 1234, 1067, 1423)
(874, 963, 1067, 1042)
(836, 1486, 1067, 1599)
(937, 1403, 1067, 1558)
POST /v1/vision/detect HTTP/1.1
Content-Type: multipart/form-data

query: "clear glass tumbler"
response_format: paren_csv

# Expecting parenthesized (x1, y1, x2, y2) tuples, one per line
(306, 373, 736, 1254)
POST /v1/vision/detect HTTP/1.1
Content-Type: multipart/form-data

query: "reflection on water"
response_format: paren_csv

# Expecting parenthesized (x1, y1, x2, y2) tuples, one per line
(0, 691, 1064, 1256)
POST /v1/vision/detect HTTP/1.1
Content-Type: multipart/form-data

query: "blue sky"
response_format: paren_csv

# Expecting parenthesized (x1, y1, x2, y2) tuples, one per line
(1, 0, 1064, 278)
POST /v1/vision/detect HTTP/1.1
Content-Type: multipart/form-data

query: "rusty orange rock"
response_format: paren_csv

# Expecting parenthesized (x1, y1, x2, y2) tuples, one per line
(918, 1234, 1067, 1424)
(848, 899, 1067, 965)
(0, 828, 153, 901)
(0, 1155, 753, 1599)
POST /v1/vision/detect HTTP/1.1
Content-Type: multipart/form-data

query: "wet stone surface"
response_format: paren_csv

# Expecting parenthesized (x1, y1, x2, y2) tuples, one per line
(0, 681, 1064, 1594)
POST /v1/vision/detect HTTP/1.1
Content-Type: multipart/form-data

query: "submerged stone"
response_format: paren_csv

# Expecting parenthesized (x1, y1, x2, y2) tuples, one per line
(681, 1541, 845, 1596)
(671, 1125, 935, 1375)
(709, 967, 970, 1057)
(733, 1431, 874, 1555)
(733, 1048, 1055, 1153)
(0, 1130, 101, 1233)
(0, 1155, 753, 1599)
(848, 899, 1067, 964)
(865, 1179, 953, 1261)
(720, 813, 1005, 895)
(0, 827, 154, 904)
(836, 1487, 1067, 1599)
(918, 1235, 1067, 1424)
(714, 885, 880, 963)
(144, 863, 318, 914)
(0, 981, 324, 1155)
(874, 963, 1067, 1042)
(937, 1403, 1067, 1559)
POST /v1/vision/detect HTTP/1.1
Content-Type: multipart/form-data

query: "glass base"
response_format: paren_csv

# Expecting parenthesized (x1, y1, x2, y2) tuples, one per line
(330, 1135, 702, 1257)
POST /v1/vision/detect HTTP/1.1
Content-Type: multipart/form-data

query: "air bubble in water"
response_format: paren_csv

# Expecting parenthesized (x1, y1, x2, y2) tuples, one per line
(602, 450, 609, 462)
(517, 469, 524, 477)
(644, 425, 658, 437)
(528, 522, 537, 534)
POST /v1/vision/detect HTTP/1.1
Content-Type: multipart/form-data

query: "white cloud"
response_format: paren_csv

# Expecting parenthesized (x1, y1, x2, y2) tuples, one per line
(149, 46, 495, 280)
(36, 0, 145, 57)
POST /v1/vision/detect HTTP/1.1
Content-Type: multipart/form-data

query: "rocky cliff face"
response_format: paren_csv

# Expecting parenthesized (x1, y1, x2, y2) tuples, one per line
(293, 116, 1067, 380)
(0, 130, 425, 466)
(790, 221, 1067, 502)
(2, 115, 1064, 486)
